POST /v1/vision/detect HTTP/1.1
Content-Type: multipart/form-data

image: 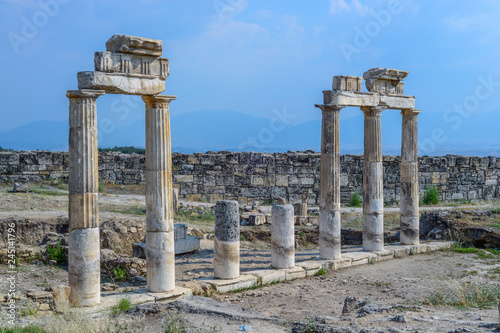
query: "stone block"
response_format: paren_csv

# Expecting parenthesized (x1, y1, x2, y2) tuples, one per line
(373, 249, 394, 261)
(95, 52, 169, 78)
(322, 90, 379, 107)
(332, 75, 363, 91)
(298, 260, 323, 276)
(246, 269, 286, 285)
(148, 286, 192, 303)
(77, 71, 165, 95)
(201, 275, 258, 293)
(106, 34, 162, 56)
(282, 266, 306, 280)
(51, 285, 70, 313)
(248, 214, 265, 226)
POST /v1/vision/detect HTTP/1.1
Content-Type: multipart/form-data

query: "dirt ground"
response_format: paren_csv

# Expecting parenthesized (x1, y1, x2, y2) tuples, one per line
(0, 182, 499, 332)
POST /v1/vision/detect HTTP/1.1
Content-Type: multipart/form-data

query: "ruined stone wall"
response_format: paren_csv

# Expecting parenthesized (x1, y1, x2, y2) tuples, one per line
(1, 151, 499, 205)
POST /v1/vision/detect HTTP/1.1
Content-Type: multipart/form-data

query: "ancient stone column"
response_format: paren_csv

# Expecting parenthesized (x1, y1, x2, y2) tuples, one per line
(214, 200, 240, 279)
(67, 89, 105, 307)
(361, 106, 386, 252)
(142, 94, 177, 292)
(319, 106, 343, 259)
(271, 204, 295, 269)
(400, 109, 420, 245)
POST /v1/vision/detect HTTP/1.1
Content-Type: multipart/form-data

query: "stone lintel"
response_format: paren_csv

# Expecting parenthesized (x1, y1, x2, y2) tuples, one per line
(106, 34, 162, 56)
(363, 67, 409, 81)
(94, 51, 169, 78)
(323, 90, 379, 107)
(379, 94, 415, 110)
(77, 71, 165, 95)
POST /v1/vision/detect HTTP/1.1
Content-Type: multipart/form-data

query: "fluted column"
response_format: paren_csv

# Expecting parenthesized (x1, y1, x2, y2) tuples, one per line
(67, 89, 105, 307)
(319, 106, 343, 259)
(400, 109, 420, 244)
(142, 94, 177, 292)
(361, 106, 386, 251)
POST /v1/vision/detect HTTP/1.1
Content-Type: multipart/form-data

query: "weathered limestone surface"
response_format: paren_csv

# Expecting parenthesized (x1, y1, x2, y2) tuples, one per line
(68, 227, 100, 307)
(77, 34, 168, 95)
(95, 52, 169, 78)
(271, 204, 295, 269)
(67, 89, 104, 307)
(363, 67, 408, 95)
(78, 71, 165, 95)
(106, 34, 162, 56)
(214, 200, 240, 279)
(332, 75, 363, 92)
(143, 94, 177, 292)
(400, 109, 421, 245)
(3, 151, 500, 205)
(318, 106, 342, 259)
(361, 106, 386, 251)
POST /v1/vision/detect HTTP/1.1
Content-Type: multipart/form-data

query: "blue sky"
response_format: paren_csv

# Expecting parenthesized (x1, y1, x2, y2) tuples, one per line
(1, 0, 499, 154)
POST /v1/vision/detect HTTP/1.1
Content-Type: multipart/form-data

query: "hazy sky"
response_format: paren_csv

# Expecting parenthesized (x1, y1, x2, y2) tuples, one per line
(1, 0, 499, 153)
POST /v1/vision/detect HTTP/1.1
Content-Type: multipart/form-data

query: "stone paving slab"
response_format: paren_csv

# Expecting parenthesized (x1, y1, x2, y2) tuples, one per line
(282, 266, 307, 280)
(297, 260, 323, 276)
(201, 275, 258, 293)
(246, 269, 286, 285)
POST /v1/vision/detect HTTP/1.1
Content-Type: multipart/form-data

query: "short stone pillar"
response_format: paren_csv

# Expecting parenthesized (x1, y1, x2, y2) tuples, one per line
(319, 106, 343, 259)
(400, 109, 420, 244)
(143, 94, 177, 292)
(214, 200, 240, 279)
(271, 204, 295, 269)
(361, 106, 386, 252)
(67, 89, 105, 307)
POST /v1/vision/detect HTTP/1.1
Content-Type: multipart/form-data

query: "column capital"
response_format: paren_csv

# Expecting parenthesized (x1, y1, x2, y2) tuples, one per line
(66, 89, 105, 99)
(142, 94, 177, 109)
(401, 108, 420, 117)
(360, 106, 386, 116)
(315, 104, 343, 114)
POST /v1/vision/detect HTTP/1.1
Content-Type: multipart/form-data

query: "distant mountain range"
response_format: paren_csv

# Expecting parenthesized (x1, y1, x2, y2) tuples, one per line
(0, 110, 498, 156)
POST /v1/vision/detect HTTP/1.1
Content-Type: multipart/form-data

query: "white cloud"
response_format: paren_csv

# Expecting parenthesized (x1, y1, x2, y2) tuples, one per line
(329, 0, 370, 16)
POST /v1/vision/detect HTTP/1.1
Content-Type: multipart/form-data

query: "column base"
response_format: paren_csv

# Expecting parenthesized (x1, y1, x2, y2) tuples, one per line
(68, 227, 100, 307)
(362, 214, 384, 252)
(214, 238, 240, 279)
(319, 210, 341, 259)
(400, 216, 420, 245)
(146, 231, 175, 292)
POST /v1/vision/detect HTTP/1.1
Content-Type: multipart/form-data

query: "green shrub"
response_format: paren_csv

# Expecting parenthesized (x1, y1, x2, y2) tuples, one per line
(113, 266, 127, 282)
(110, 297, 131, 315)
(46, 240, 67, 264)
(422, 186, 439, 205)
(349, 192, 361, 207)
(316, 267, 326, 276)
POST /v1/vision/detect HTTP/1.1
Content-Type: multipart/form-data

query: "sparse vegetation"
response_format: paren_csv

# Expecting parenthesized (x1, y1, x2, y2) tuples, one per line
(175, 207, 214, 222)
(113, 266, 127, 282)
(110, 297, 131, 315)
(99, 146, 146, 154)
(164, 312, 188, 333)
(349, 192, 361, 207)
(263, 198, 275, 205)
(316, 267, 326, 276)
(0, 147, 14, 152)
(423, 281, 500, 308)
(0, 325, 49, 333)
(46, 240, 67, 264)
(422, 185, 439, 205)
(29, 184, 64, 196)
